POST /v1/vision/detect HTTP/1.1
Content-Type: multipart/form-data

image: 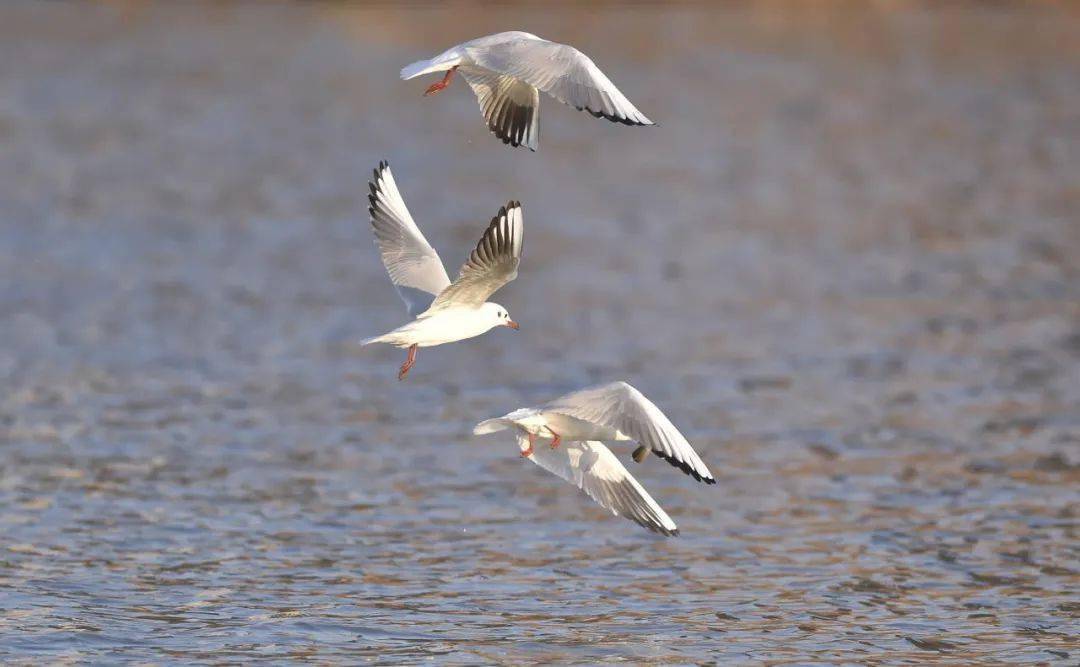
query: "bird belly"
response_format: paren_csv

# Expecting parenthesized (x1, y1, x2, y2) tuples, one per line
(500, 413, 542, 435)
(391, 310, 493, 348)
(542, 412, 625, 441)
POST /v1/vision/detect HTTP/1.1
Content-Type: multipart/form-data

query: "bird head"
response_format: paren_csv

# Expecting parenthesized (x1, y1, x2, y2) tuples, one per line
(482, 302, 519, 331)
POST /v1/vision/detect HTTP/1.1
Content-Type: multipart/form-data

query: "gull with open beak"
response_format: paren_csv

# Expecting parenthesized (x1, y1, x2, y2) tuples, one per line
(361, 161, 523, 380)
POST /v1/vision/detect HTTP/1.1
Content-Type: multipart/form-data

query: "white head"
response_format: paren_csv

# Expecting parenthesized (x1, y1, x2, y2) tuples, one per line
(480, 302, 519, 332)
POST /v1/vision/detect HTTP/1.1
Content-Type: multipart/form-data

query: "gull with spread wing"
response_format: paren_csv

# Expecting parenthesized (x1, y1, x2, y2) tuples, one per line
(401, 31, 654, 151)
(361, 161, 522, 380)
(474, 381, 715, 535)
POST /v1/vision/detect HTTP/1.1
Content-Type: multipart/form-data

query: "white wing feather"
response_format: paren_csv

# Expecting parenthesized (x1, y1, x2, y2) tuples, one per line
(459, 68, 540, 151)
(520, 436, 678, 536)
(543, 381, 715, 484)
(464, 36, 653, 126)
(426, 202, 523, 311)
(367, 162, 451, 317)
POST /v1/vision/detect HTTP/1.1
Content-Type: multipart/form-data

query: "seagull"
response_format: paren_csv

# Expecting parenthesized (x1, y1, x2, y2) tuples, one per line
(361, 161, 523, 380)
(474, 381, 715, 535)
(401, 31, 654, 151)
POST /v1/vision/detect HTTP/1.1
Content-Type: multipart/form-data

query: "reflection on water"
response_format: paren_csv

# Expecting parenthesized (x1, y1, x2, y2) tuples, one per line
(0, 1, 1077, 663)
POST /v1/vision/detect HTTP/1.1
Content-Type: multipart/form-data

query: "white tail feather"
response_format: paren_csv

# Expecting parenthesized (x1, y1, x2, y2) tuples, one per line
(473, 418, 512, 435)
(400, 59, 442, 80)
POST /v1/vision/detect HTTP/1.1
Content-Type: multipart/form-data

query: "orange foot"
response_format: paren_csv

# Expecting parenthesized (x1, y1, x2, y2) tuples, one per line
(521, 432, 535, 458)
(548, 432, 562, 449)
(398, 344, 418, 381)
(424, 67, 457, 96)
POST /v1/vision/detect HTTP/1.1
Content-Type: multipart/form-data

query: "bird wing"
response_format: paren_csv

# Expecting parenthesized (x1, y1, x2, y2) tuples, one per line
(520, 435, 678, 536)
(464, 37, 653, 126)
(426, 201, 523, 311)
(368, 161, 451, 317)
(543, 381, 715, 484)
(459, 67, 540, 151)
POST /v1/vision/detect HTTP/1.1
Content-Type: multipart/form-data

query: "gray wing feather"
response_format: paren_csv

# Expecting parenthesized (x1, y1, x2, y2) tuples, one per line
(368, 162, 451, 317)
(427, 201, 523, 311)
(543, 381, 716, 484)
(459, 68, 540, 151)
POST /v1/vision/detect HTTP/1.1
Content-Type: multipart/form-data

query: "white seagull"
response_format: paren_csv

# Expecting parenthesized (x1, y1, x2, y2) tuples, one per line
(474, 381, 715, 535)
(361, 161, 523, 380)
(401, 31, 654, 151)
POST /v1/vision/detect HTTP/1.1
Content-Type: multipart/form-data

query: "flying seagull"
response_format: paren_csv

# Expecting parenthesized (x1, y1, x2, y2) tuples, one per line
(474, 381, 715, 534)
(401, 31, 654, 151)
(361, 161, 522, 380)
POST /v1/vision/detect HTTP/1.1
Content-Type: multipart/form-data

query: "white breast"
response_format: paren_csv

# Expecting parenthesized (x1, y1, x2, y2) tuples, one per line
(407, 308, 497, 347)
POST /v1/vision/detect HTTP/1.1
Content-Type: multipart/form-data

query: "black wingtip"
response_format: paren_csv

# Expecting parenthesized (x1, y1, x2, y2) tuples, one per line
(648, 523, 679, 537)
(372, 161, 390, 185)
(576, 106, 652, 127)
(368, 163, 394, 219)
(493, 132, 534, 151)
(488, 98, 535, 150)
(653, 449, 715, 485)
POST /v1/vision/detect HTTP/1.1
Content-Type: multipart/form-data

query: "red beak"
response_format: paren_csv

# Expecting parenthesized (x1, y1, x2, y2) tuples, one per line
(506, 320, 520, 330)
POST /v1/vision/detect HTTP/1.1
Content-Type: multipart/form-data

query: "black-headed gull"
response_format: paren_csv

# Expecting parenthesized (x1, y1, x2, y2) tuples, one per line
(362, 161, 522, 380)
(401, 31, 654, 151)
(474, 381, 715, 535)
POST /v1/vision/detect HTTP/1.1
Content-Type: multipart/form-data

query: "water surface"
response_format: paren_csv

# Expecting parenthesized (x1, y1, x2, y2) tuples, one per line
(0, 1, 1077, 663)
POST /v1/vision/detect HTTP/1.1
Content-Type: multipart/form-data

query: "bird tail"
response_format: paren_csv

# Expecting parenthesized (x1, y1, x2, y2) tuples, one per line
(400, 58, 440, 80)
(473, 418, 513, 435)
(361, 333, 387, 346)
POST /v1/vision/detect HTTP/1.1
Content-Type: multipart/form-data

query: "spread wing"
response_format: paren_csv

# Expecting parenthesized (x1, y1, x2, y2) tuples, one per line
(368, 161, 451, 317)
(459, 68, 540, 151)
(464, 38, 653, 126)
(427, 201, 523, 311)
(520, 435, 678, 536)
(544, 381, 715, 484)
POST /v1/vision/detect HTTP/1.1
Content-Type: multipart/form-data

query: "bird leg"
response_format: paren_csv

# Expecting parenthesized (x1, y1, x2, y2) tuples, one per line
(521, 432, 535, 458)
(424, 67, 457, 96)
(398, 344, 418, 381)
(548, 431, 562, 450)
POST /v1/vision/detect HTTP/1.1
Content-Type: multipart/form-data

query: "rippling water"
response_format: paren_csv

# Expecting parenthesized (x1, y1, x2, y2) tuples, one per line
(1, 1, 1078, 663)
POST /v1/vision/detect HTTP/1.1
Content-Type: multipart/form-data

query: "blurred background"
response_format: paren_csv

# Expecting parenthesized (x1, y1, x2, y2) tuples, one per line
(0, 1, 1077, 663)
